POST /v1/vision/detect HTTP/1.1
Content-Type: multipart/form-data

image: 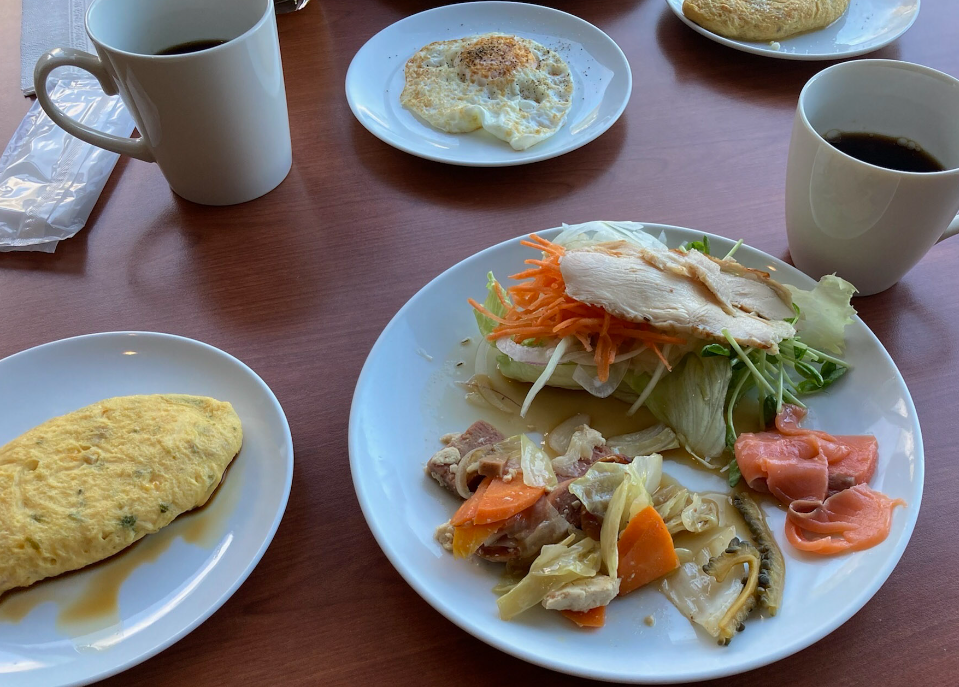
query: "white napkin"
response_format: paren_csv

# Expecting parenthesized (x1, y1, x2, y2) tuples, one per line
(20, 0, 92, 96)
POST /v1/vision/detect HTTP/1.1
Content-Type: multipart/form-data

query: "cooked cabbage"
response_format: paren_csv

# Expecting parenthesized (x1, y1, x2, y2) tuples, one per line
(546, 414, 590, 454)
(654, 486, 722, 535)
(496, 535, 601, 620)
(569, 454, 663, 519)
(659, 526, 744, 639)
(645, 353, 731, 461)
(600, 479, 629, 577)
(572, 454, 663, 576)
(519, 434, 557, 489)
(552, 425, 605, 475)
(569, 462, 629, 518)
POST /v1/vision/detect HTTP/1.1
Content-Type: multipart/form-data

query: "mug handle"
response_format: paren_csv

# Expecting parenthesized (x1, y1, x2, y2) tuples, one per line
(938, 214, 959, 243)
(34, 48, 154, 163)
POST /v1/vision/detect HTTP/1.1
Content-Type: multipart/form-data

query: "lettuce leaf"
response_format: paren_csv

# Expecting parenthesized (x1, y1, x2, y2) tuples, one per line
(645, 354, 731, 461)
(607, 424, 680, 457)
(472, 272, 510, 337)
(786, 275, 857, 354)
(496, 355, 581, 390)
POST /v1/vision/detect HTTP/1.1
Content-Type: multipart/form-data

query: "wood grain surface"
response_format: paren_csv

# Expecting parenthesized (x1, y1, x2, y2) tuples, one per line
(2, 1, 957, 686)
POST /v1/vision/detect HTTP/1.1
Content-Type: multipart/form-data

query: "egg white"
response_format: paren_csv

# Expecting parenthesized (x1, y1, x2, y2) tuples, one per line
(400, 33, 574, 151)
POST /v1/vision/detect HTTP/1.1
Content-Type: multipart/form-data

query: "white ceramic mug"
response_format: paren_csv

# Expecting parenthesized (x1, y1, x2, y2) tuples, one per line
(785, 60, 959, 296)
(33, 0, 292, 206)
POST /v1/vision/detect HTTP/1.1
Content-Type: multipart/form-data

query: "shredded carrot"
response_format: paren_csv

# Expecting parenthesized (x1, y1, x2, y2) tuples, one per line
(471, 235, 686, 382)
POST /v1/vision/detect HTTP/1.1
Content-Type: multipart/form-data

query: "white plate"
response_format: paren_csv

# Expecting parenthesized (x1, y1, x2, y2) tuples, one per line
(345, 2, 632, 166)
(349, 224, 923, 682)
(0, 332, 293, 687)
(665, 0, 920, 60)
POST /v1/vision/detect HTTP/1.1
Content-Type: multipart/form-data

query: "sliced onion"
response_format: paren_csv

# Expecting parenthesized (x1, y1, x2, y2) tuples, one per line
(627, 343, 672, 416)
(573, 360, 630, 398)
(547, 413, 591, 454)
(521, 337, 572, 418)
(463, 374, 518, 414)
(495, 338, 557, 365)
(474, 341, 497, 378)
(454, 445, 489, 499)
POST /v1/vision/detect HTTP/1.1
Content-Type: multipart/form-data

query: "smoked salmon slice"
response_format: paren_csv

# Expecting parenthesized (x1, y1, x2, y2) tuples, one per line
(735, 405, 878, 503)
(785, 485, 906, 554)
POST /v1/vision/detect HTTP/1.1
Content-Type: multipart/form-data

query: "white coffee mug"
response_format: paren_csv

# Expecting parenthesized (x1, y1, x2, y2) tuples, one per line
(33, 0, 292, 206)
(785, 60, 959, 296)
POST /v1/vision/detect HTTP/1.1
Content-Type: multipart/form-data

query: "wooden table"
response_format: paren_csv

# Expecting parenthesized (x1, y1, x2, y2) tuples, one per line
(2, 1, 957, 685)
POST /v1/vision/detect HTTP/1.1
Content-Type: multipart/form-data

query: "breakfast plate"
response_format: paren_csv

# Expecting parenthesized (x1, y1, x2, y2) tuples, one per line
(349, 223, 923, 682)
(664, 0, 920, 60)
(0, 332, 294, 687)
(345, 2, 632, 166)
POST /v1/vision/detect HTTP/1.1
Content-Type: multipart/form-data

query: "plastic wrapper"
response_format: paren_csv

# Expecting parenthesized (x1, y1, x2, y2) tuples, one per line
(0, 78, 135, 253)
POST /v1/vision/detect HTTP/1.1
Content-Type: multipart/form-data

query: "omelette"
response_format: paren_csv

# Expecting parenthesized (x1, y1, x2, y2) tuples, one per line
(0, 395, 242, 597)
(401, 33, 573, 151)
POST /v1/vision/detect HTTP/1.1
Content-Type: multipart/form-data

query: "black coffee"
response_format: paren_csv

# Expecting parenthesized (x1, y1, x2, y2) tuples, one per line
(156, 39, 227, 56)
(825, 131, 945, 173)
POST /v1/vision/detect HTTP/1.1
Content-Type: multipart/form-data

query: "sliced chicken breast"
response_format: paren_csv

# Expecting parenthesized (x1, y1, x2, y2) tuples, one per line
(560, 245, 795, 350)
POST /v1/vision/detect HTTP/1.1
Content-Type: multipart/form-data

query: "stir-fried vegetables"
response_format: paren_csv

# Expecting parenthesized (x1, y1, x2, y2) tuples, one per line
(702, 538, 762, 644)
(451, 475, 544, 527)
(452, 522, 503, 559)
(569, 455, 664, 520)
(519, 434, 558, 489)
(660, 526, 746, 640)
(496, 535, 601, 620)
(617, 506, 679, 595)
(654, 486, 722, 536)
(475, 479, 544, 524)
(561, 606, 606, 628)
(733, 493, 785, 615)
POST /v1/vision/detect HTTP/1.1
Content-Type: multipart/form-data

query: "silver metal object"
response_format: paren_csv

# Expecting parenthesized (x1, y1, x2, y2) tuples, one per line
(274, 0, 309, 13)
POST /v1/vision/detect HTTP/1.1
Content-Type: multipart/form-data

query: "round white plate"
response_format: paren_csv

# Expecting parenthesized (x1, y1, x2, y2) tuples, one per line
(665, 0, 920, 60)
(0, 332, 294, 687)
(345, 2, 632, 166)
(349, 224, 923, 682)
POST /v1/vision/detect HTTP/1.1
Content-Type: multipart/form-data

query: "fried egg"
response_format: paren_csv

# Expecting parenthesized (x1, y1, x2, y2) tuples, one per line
(401, 33, 574, 151)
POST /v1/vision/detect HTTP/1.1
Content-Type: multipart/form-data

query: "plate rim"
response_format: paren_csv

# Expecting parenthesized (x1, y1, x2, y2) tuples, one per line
(0, 331, 295, 687)
(663, 0, 921, 61)
(344, 0, 633, 167)
(348, 223, 924, 682)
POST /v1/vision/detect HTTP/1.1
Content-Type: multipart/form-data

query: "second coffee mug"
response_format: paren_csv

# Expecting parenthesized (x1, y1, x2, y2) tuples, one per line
(785, 60, 959, 296)
(34, 0, 292, 206)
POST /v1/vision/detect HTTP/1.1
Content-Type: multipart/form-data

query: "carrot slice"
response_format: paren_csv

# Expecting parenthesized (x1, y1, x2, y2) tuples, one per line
(450, 477, 492, 527)
(473, 478, 545, 525)
(617, 506, 680, 595)
(452, 522, 503, 559)
(561, 606, 606, 628)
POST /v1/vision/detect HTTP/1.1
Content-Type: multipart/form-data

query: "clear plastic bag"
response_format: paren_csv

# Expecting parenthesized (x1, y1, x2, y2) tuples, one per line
(0, 77, 135, 253)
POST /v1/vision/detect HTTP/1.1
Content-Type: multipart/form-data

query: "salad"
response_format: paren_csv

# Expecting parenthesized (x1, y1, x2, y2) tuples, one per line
(425, 223, 905, 643)
(467, 221, 857, 479)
